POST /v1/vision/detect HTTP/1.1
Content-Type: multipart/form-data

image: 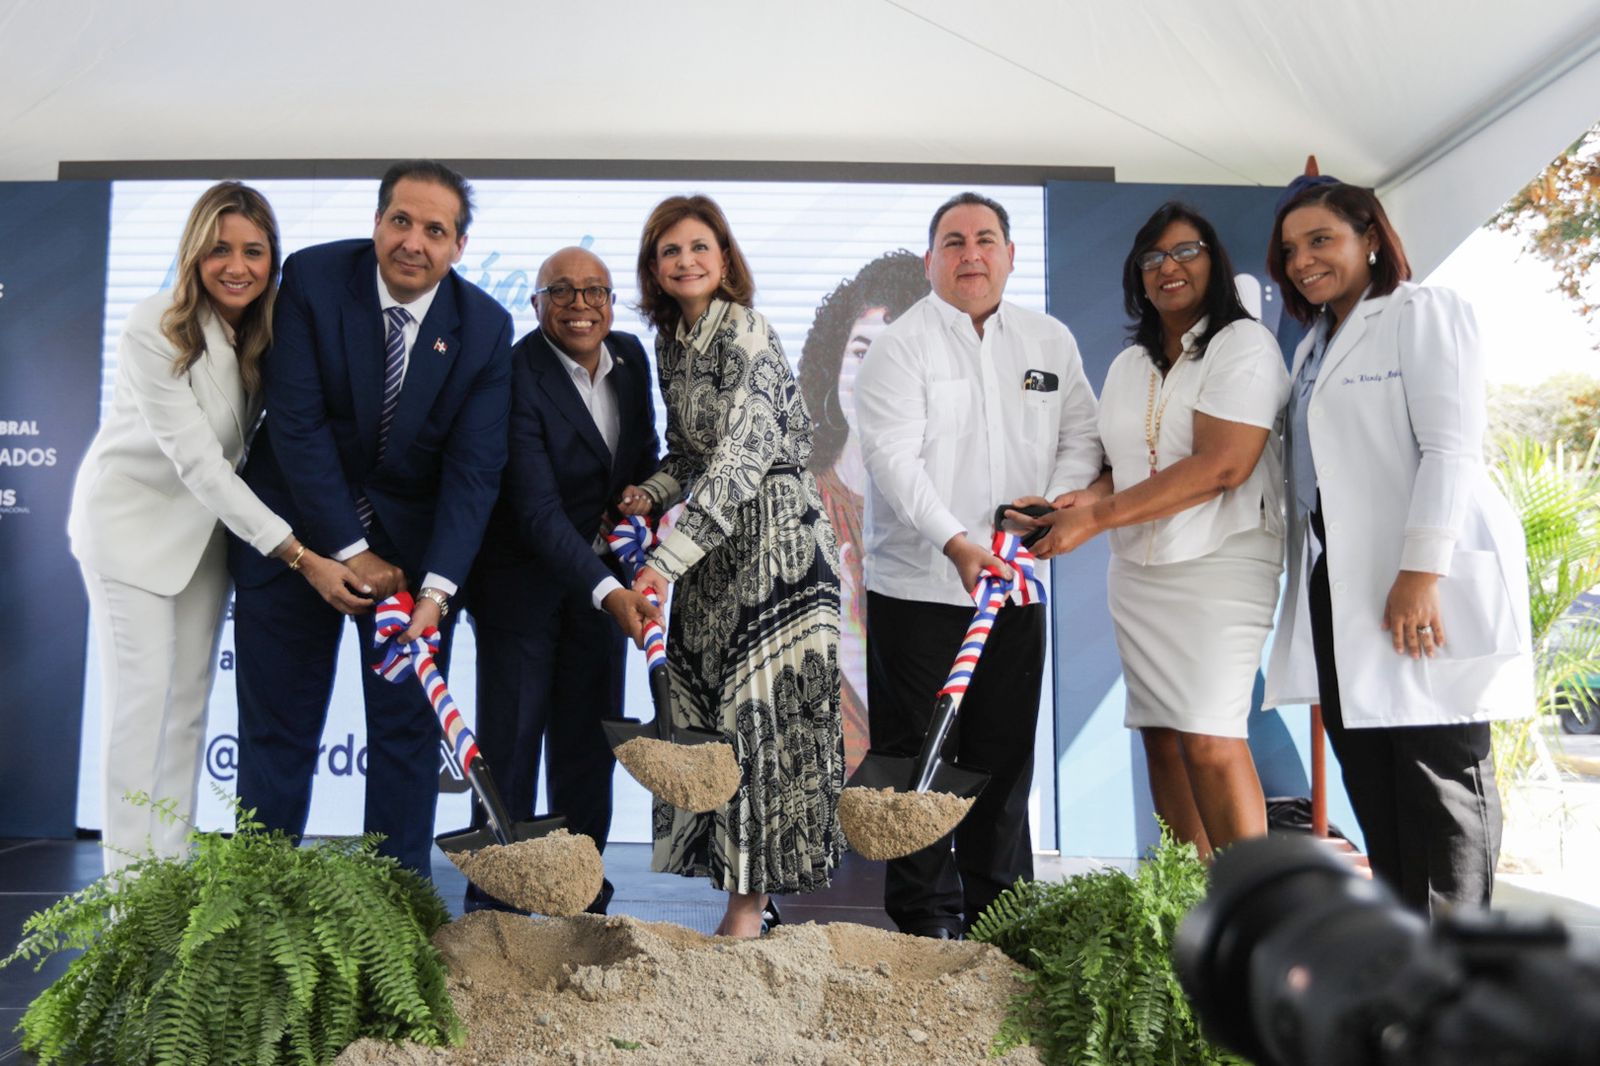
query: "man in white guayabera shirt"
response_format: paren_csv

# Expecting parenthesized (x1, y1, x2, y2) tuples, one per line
(854, 192, 1101, 939)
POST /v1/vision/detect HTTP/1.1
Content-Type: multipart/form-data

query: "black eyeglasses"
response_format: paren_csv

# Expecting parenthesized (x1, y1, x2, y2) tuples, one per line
(1136, 240, 1208, 272)
(535, 283, 615, 306)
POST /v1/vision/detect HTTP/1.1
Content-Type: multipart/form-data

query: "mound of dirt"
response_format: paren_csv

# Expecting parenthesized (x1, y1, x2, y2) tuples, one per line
(447, 830, 603, 916)
(614, 737, 740, 813)
(336, 912, 1040, 1066)
(837, 787, 976, 861)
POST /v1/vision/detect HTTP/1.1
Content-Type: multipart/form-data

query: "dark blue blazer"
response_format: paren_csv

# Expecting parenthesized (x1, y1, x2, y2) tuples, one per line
(231, 239, 514, 588)
(468, 327, 659, 633)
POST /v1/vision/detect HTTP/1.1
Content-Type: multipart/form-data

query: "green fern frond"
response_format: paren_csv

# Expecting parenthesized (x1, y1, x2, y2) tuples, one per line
(970, 824, 1249, 1065)
(2, 800, 463, 1066)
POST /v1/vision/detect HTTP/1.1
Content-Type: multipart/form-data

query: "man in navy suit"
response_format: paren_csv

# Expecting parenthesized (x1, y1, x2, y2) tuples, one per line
(230, 160, 514, 876)
(466, 246, 660, 913)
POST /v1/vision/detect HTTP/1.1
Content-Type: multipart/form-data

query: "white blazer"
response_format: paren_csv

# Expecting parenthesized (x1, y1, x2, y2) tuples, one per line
(68, 292, 291, 596)
(1263, 282, 1533, 727)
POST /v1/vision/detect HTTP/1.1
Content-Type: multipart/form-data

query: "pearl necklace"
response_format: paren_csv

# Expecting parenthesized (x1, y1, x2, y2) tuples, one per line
(1143, 352, 1188, 477)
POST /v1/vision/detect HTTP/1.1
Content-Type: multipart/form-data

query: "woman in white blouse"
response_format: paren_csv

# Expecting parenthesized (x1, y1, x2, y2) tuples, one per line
(69, 182, 369, 872)
(1014, 202, 1289, 858)
(1263, 180, 1531, 912)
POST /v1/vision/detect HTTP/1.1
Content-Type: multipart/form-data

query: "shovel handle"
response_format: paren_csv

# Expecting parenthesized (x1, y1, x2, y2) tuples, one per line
(994, 502, 1053, 550)
(910, 581, 1007, 789)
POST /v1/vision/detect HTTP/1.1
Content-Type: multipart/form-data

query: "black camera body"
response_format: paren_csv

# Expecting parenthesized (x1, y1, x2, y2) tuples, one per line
(1175, 835, 1600, 1066)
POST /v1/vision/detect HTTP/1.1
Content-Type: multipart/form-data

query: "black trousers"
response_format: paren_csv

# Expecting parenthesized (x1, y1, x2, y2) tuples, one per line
(235, 567, 454, 878)
(865, 591, 1045, 935)
(467, 582, 624, 914)
(1308, 540, 1501, 914)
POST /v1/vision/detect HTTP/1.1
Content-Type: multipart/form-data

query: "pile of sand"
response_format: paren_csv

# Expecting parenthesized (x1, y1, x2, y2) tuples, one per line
(447, 830, 603, 916)
(614, 737, 740, 813)
(337, 912, 1040, 1066)
(837, 788, 977, 861)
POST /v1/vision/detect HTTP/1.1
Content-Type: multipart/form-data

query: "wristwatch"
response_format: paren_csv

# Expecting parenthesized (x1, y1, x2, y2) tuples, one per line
(418, 586, 450, 618)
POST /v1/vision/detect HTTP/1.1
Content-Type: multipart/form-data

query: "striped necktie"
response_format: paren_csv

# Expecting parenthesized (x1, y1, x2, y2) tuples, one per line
(356, 305, 412, 531)
(378, 305, 412, 458)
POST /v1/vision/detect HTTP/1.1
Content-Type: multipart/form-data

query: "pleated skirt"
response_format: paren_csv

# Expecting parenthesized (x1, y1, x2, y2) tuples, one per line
(653, 469, 845, 895)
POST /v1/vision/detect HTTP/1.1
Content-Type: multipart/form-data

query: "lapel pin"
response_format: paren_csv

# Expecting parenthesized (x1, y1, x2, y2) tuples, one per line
(433, 338, 448, 354)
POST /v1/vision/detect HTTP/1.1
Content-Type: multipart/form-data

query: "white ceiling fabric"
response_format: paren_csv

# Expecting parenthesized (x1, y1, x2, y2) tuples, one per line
(2, 0, 1597, 271)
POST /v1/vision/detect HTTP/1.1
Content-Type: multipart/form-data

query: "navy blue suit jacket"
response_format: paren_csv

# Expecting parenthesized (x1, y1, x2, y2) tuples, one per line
(468, 327, 659, 633)
(231, 239, 514, 589)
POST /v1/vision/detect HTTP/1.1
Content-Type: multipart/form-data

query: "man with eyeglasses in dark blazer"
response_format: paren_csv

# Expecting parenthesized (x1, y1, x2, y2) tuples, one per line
(465, 246, 660, 914)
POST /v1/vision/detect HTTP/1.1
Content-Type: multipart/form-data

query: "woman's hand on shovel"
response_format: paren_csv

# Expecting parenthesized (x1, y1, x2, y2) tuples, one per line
(632, 564, 671, 605)
(602, 587, 663, 649)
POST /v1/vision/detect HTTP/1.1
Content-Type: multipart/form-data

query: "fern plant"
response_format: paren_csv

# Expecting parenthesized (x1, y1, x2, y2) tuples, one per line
(1490, 433, 1600, 779)
(1, 793, 463, 1065)
(970, 830, 1247, 1066)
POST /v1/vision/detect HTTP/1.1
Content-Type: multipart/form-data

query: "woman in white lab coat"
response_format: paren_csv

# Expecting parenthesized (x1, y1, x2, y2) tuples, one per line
(1263, 180, 1533, 913)
(70, 182, 369, 873)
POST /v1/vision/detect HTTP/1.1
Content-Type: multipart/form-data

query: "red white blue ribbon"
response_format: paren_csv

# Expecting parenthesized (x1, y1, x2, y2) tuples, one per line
(606, 515, 667, 674)
(940, 529, 1047, 700)
(372, 592, 480, 774)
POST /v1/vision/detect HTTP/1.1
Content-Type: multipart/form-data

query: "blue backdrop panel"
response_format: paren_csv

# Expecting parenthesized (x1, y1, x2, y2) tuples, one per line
(0, 181, 110, 836)
(1043, 180, 1360, 856)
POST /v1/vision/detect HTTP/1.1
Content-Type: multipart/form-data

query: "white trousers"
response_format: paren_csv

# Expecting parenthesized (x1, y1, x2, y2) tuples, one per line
(81, 528, 230, 874)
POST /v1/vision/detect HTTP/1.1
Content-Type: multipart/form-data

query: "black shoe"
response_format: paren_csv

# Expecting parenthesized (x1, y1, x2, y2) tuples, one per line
(902, 923, 959, 940)
(760, 899, 782, 934)
(585, 878, 616, 916)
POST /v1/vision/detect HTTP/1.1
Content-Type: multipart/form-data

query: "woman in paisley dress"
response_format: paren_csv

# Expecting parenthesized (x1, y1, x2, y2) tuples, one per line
(621, 195, 844, 938)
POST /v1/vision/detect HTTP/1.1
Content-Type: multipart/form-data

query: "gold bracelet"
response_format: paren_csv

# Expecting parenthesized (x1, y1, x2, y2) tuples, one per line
(287, 545, 307, 571)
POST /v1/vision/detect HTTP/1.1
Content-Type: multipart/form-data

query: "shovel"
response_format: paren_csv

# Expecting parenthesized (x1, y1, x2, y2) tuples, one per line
(600, 516, 740, 812)
(839, 503, 1050, 859)
(370, 593, 568, 857)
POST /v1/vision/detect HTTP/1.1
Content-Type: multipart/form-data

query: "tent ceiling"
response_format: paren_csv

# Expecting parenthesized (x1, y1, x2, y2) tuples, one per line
(3, 0, 1598, 270)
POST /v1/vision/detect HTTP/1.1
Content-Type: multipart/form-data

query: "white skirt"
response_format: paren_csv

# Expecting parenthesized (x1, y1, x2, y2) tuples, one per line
(1108, 527, 1282, 738)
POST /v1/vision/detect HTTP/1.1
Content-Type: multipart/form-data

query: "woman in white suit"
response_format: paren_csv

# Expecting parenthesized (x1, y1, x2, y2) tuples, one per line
(69, 182, 369, 873)
(1263, 180, 1533, 913)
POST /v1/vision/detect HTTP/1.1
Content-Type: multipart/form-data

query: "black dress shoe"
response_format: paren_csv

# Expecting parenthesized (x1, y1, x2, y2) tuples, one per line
(585, 878, 616, 916)
(902, 923, 960, 940)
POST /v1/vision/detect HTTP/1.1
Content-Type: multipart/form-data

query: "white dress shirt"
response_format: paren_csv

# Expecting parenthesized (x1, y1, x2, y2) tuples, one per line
(1098, 317, 1289, 565)
(855, 292, 1102, 607)
(550, 339, 627, 611)
(335, 271, 453, 596)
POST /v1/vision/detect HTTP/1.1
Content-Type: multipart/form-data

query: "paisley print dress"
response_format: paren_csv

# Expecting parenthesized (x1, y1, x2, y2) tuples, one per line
(640, 299, 844, 895)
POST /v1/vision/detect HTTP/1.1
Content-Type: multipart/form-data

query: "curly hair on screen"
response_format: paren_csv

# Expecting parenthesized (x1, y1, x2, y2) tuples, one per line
(798, 250, 929, 472)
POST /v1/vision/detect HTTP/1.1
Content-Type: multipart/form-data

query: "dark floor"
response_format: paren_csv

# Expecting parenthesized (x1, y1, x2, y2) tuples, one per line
(0, 836, 892, 1062)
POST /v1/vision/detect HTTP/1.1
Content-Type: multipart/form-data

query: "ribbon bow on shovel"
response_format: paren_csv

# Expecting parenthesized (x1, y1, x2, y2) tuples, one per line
(837, 505, 1048, 861)
(600, 516, 740, 813)
(371, 592, 567, 857)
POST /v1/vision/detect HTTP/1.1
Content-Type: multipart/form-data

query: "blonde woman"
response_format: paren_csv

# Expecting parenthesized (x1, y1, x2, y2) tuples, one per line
(69, 182, 368, 872)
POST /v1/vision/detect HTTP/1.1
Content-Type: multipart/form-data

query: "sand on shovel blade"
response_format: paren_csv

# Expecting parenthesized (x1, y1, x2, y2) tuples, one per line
(838, 786, 977, 860)
(447, 829, 602, 916)
(614, 736, 740, 812)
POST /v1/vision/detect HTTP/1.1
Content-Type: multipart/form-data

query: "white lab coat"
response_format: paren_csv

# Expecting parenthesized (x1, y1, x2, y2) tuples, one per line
(1263, 282, 1533, 728)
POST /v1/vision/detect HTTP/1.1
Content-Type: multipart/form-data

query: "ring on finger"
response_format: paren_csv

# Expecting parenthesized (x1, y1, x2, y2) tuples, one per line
(1417, 624, 1433, 636)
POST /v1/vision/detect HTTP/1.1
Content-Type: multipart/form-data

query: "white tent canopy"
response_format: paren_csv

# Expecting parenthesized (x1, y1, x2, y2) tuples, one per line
(2, 0, 1598, 271)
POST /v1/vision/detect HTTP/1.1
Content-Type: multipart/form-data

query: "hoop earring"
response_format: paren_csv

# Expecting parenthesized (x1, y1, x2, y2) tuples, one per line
(1367, 250, 1378, 267)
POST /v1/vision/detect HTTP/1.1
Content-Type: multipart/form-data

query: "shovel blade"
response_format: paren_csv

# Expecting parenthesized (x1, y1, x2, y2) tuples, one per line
(602, 716, 724, 750)
(435, 814, 568, 856)
(846, 750, 990, 800)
